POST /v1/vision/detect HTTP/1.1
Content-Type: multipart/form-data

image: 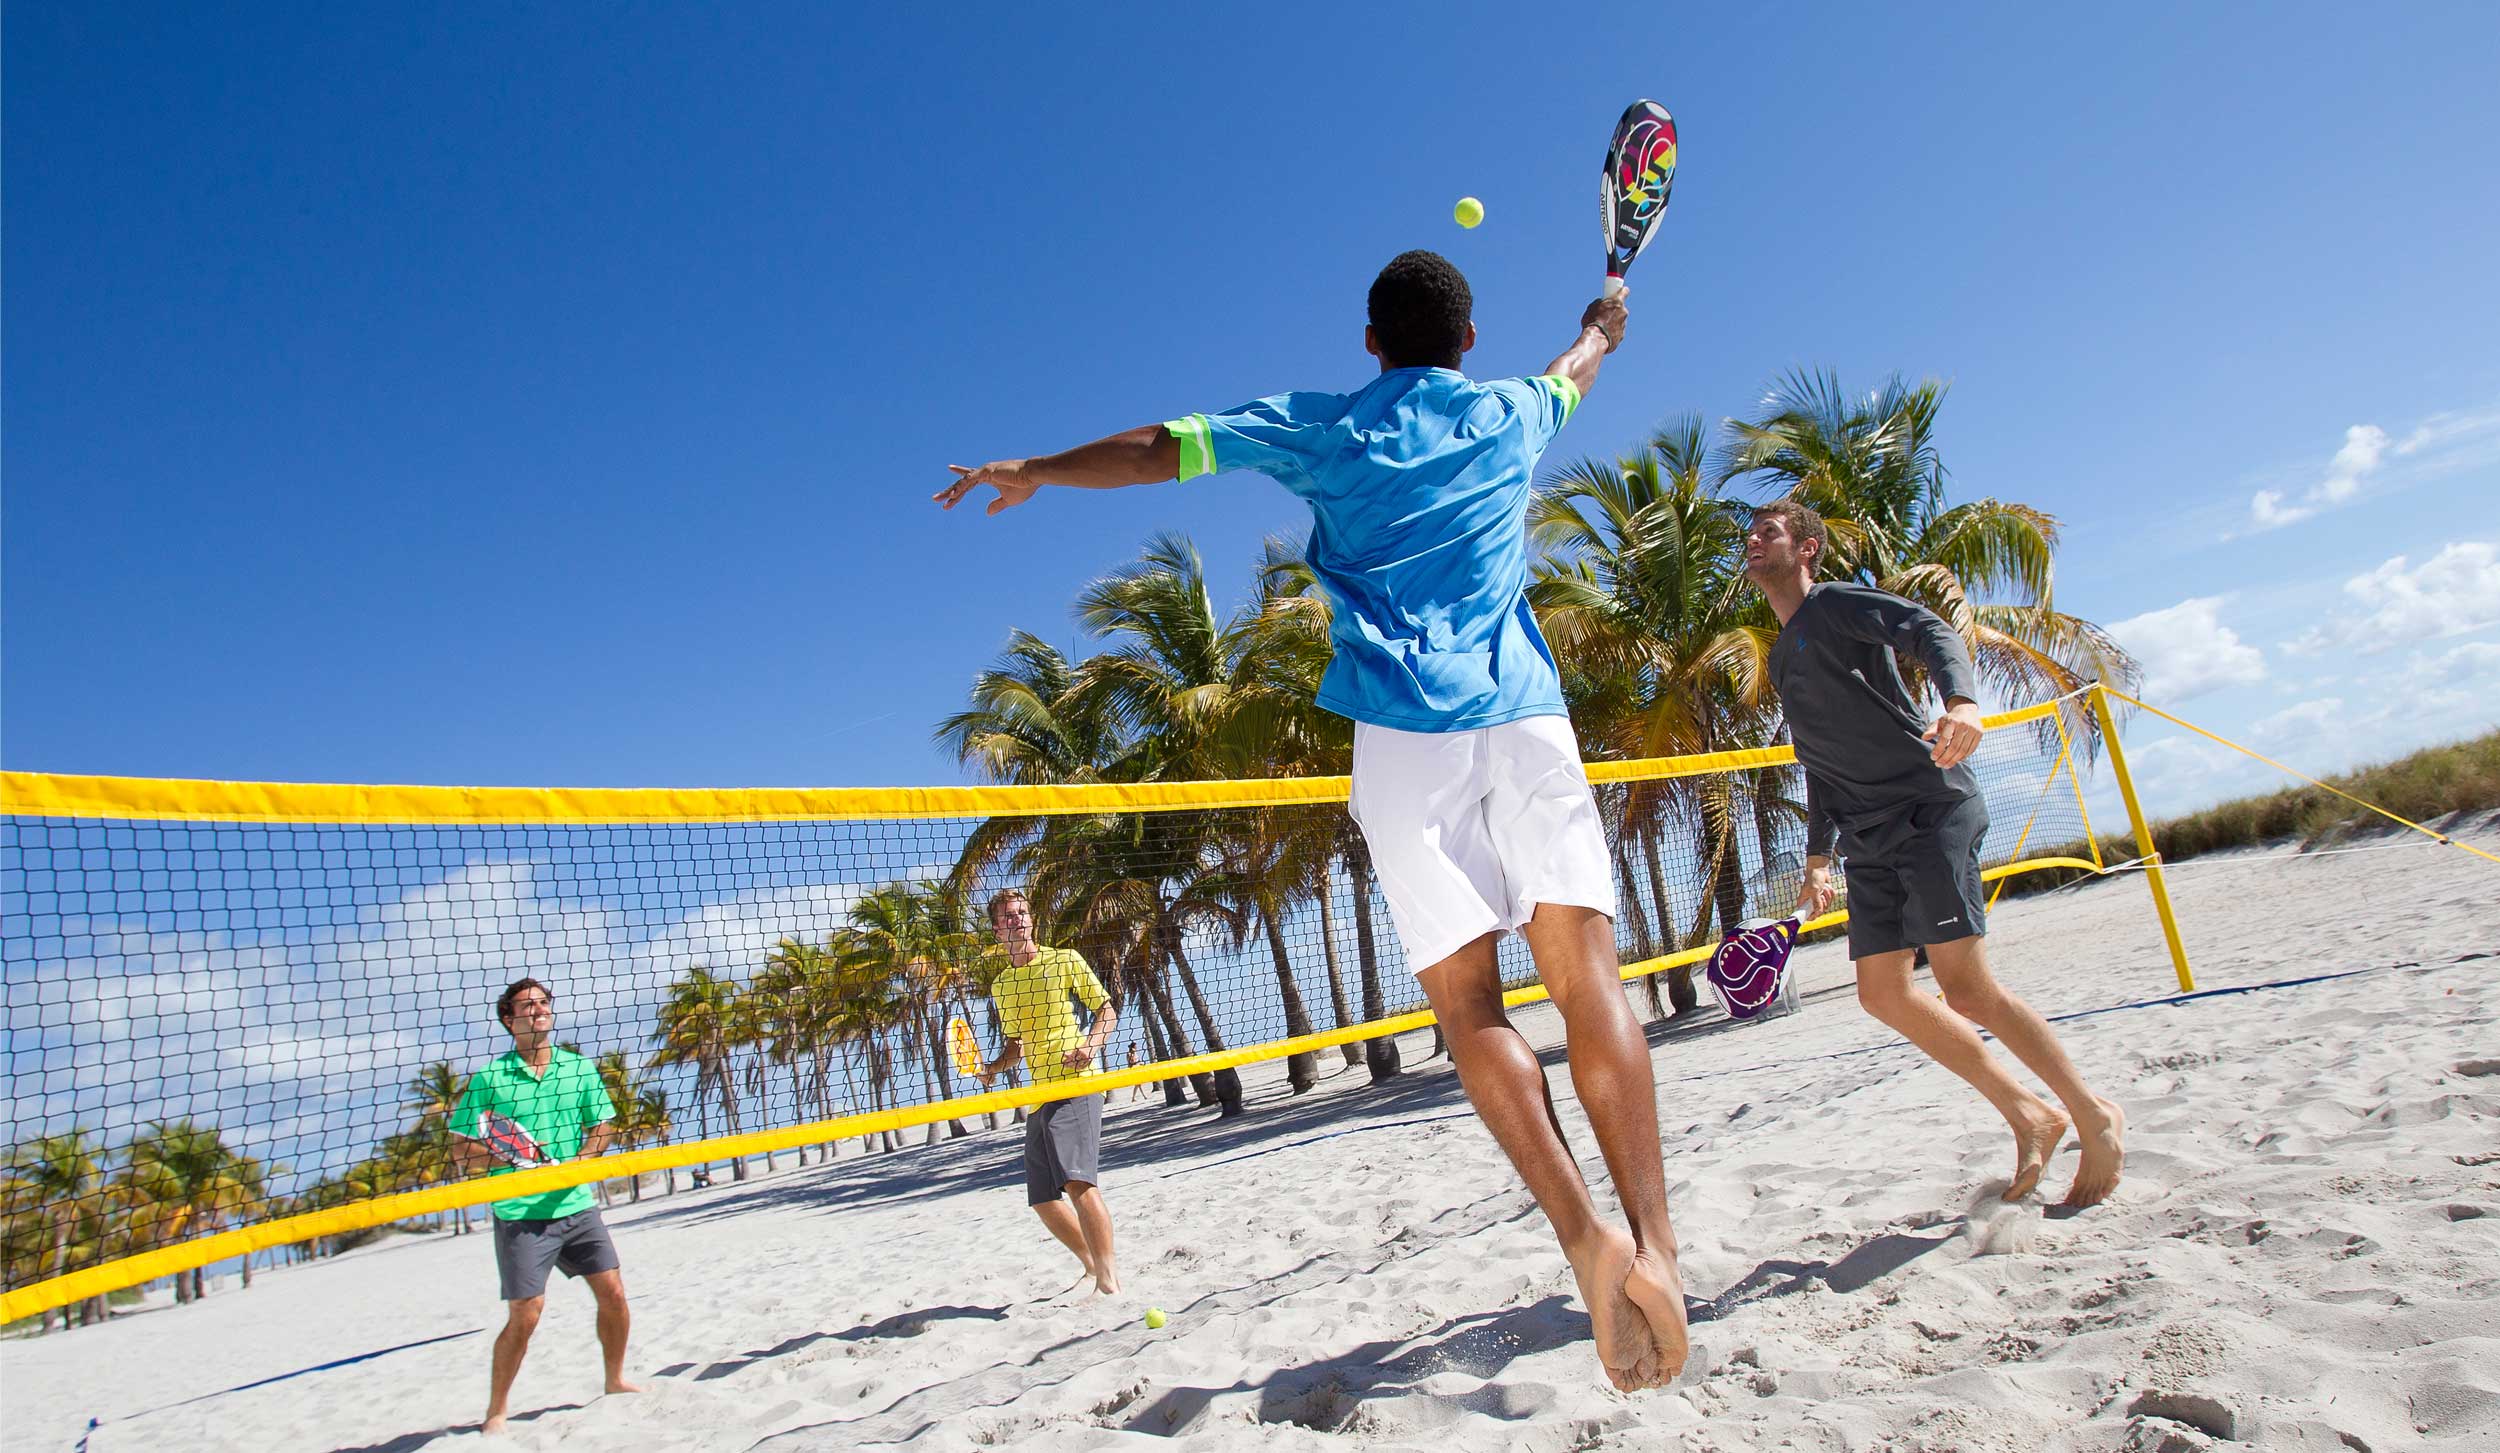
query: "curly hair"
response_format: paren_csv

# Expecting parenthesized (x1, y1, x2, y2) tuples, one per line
(1367, 250, 1473, 369)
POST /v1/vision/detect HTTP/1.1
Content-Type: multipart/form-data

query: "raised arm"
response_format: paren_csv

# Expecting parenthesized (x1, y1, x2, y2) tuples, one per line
(1540, 296, 1630, 400)
(934, 424, 1182, 516)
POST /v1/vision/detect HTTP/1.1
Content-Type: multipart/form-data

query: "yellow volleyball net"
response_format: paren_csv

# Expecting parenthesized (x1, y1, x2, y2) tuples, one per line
(1, 690, 2158, 1324)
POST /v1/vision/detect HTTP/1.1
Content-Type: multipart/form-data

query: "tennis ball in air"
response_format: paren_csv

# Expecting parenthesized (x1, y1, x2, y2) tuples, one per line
(1144, 1307, 1168, 1329)
(1454, 196, 1484, 229)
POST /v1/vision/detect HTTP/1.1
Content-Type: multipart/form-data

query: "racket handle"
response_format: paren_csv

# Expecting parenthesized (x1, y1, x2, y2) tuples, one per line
(1602, 276, 1628, 301)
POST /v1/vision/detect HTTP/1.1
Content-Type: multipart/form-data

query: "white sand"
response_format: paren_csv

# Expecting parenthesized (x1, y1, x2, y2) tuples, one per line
(7, 824, 2497, 1452)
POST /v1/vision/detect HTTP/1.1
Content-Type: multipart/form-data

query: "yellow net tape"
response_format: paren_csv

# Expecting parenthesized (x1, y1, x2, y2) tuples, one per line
(0, 696, 2108, 1324)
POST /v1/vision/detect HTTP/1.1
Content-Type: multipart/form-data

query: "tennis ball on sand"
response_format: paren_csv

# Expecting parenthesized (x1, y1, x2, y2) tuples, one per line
(1145, 1307, 1168, 1329)
(1454, 196, 1484, 229)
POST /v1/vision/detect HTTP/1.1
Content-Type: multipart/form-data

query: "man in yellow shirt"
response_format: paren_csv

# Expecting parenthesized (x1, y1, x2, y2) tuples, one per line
(977, 889, 1120, 1297)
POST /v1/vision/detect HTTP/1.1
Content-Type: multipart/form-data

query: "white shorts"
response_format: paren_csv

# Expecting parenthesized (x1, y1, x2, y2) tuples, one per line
(1349, 714, 1618, 973)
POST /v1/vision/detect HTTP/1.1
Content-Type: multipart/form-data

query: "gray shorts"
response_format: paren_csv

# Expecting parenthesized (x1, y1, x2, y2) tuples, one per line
(1841, 793, 1991, 959)
(1024, 1092, 1103, 1205)
(493, 1207, 620, 1301)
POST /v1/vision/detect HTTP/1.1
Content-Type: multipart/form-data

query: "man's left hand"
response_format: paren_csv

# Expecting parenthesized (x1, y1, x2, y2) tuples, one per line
(1924, 699, 1985, 767)
(1061, 1045, 1095, 1072)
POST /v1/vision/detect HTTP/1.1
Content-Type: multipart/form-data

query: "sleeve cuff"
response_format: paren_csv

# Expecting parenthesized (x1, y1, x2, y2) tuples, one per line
(1165, 415, 1215, 481)
(1536, 374, 1582, 425)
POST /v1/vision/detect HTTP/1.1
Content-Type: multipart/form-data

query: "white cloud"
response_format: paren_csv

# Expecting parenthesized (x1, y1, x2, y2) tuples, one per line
(2394, 405, 2500, 463)
(2248, 489, 2315, 529)
(2254, 696, 2344, 741)
(2286, 541, 2500, 655)
(2316, 424, 2389, 502)
(2244, 423, 2391, 531)
(2107, 596, 2268, 701)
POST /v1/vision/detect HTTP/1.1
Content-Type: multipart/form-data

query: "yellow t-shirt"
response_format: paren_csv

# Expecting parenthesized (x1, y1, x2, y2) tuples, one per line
(988, 945, 1110, 1086)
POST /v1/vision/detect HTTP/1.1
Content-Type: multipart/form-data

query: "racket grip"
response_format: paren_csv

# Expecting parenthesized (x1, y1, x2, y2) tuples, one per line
(1602, 276, 1628, 301)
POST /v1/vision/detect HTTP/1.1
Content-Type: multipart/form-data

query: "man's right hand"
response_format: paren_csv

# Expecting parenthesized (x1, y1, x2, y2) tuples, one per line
(936, 460, 1040, 515)
(1581, 296, 1629, 353)
(1795, 860, 1836, 918)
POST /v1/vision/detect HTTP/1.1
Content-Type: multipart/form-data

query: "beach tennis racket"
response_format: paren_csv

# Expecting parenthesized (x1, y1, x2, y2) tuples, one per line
(1601, 99, 1679, 299)
(1706, 916, 1801, 1021)
(947, 1015, 984, 1079)
(469, 1110, 554, 1168)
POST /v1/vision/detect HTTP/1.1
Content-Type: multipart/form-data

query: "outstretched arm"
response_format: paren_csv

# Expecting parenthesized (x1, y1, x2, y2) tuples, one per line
(1540, 296, 1629, 400)
(934, 425, 1182, 516)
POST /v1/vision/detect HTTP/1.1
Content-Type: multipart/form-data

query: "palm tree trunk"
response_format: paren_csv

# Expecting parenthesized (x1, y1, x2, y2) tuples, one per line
(1314, 863, 1362, 1069)
(1137, 994, 1190, 1108)
(1163, 929, 1242, 1115)
(1644, 821, 1697, 1015)
(1344, 837, 1401, 1082)
(1139, 946, 1215, 1106)
(1615, 842, 1667, 1021)
(1705, 782, 1748, 937)
(920, 1005, 970, 1140)
(1260, 906, 1319, 1093)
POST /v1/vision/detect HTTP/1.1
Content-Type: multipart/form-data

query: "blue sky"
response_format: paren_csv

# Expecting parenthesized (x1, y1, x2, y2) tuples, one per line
(9, 1, 2499, 814)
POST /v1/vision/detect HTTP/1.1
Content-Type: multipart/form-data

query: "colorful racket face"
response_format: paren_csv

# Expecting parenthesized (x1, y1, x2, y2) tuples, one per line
(1706, 916, 1799, 1020)
(947, 1016, 984, 1079)
(477, 1109, 551, 1167)
(1601, 99, 1679, 298)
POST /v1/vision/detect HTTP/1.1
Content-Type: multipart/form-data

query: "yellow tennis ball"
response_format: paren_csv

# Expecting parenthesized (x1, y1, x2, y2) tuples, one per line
(1454, 196, 1484, 229)
(1145, 1307, 1168, 1329)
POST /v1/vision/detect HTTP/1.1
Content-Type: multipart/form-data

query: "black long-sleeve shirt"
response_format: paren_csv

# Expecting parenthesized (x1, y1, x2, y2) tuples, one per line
(1766, 582, 1983, 859)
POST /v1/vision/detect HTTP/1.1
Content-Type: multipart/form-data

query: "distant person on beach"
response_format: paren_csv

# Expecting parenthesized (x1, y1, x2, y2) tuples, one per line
(936, 252, 1689, 1390)
(975, 890, 1122, 1297)
(1125, 1044, 1146, 1103)
(448, 977, 643, 1434)
(1743, 500, 2126, 1206)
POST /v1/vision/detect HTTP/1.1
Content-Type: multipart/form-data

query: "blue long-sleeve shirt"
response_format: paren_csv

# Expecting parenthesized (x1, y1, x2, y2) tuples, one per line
(1766, 582, 1983, 859)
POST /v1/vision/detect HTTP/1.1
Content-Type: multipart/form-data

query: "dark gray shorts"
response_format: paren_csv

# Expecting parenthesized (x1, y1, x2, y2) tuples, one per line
(1024, 1092, 1102, 1205)
(1841, 793, 1990, 959)
(493, 1207, 620, 1301)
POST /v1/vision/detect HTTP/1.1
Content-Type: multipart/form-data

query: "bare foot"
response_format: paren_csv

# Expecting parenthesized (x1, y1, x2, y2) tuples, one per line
(1620, 1243, 1691, 1387)
(604, 1377, 645, 1395)
(1094, 1270, 1122, 1298)
(2004, 1101, 2070, 1201)
(481, 1413, 509, 1437)
(1570, 1226, 1663, 1392)
(2062, 1097, 2126, 1207)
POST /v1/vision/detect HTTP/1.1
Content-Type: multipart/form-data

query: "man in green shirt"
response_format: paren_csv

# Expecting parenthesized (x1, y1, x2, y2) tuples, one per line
(975, 890, 1121, 1297)
(449, 977, 642, 1434)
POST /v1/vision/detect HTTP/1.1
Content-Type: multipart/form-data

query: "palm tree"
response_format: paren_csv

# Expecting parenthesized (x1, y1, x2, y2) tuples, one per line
(849, 882, 978, 1143)
(1239, 535, 1401, 1081)
(1719, 370, 2139, 732)
(597, 1051, 673, 1199)
(820, 927, 918, 1153)
(755, 936, 849, 1160)
(5, 1131, 107, 1332)
(650, 965, 747, 1181)
(1531, 421, 1779, 1003)
(938, 631, 1202, 1109)
(1198, 809, 1325, 1092)
(118, 1120, 265, 1303)
(405, 1062, 470, 1233)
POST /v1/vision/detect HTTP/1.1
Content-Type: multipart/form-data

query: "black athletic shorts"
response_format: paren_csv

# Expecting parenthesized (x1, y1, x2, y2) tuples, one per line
(1839, 793, 1990, 959)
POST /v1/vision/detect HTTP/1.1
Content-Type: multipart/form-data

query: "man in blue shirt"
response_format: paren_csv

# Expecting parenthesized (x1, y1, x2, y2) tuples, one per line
(936, 252, 1689, 1391)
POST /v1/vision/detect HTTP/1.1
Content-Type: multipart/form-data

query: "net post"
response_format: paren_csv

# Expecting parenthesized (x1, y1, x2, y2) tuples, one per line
(2089, 683, 2194, 991)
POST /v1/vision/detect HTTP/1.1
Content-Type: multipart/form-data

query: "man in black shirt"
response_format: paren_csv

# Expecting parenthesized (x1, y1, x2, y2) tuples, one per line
(1746, 501, 2123, 1207)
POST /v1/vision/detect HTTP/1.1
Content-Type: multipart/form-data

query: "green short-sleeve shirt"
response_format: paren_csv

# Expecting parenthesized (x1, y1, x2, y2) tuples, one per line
(449, 1047, 617, 1220)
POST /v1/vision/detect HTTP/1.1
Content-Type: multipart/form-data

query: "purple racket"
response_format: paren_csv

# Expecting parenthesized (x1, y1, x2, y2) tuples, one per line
(1707, 917, 1802, 1021)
